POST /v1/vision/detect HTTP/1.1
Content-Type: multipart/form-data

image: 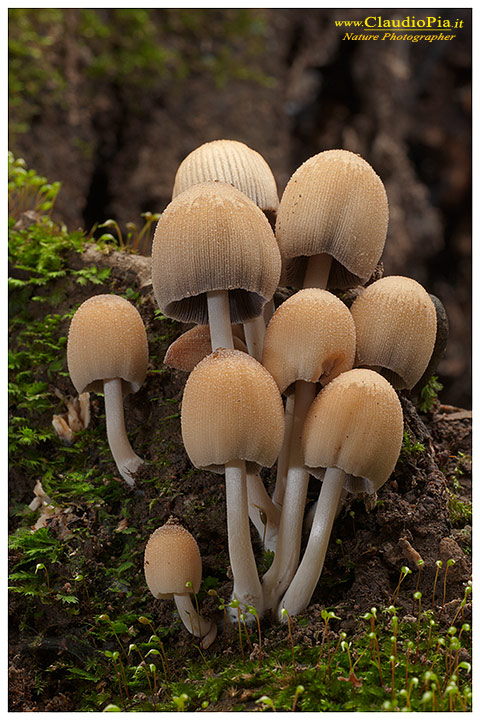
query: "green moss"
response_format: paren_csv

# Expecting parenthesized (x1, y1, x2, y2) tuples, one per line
(446, 453, 472, 527)
(417, 375, 444, 413)
(400, 429, 426, 458)
(60, 597, 471, 712)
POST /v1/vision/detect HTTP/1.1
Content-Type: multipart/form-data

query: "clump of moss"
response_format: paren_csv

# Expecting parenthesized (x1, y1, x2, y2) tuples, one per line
(417, 375, 443, 413)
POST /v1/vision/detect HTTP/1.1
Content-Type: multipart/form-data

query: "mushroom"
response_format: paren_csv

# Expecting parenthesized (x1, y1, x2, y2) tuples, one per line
(181, 348, 285, 618)
(349, 276, 437, 389)
(172, 139, 279, 228)
(67, 294, 148, 486)
(164, 324, 247, 371)
(275, 149, 388, 290)
(144, 519, 217, 648)
(163, 324, 279, 549)
(171, 140, 281, 359)
(278, 368, 403, 619)
(260, 288, 356, 610)
(152, 181, 281, 352)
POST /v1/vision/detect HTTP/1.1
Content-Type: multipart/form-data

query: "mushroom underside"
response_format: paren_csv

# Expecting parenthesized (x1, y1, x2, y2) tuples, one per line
(308, 466, 376, 495)
(165, 289, 266, 325)
(286, 255, 366, 290)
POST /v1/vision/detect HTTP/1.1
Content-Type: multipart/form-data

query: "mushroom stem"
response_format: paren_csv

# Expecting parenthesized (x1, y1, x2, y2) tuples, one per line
(246, 472, 281, 552)
(103, 377, 143, 486)
(243, 315, 266, 361)
(173, 593, 217, 648)
(303, 253, 332, 290)
(278, 466, 346, 620)
(207, 290, 235, 350)
(261, 380, 316, 610)
(304, 488, 347, 534)
(225, 458, 264, 619)
(272, 392, 295, 510)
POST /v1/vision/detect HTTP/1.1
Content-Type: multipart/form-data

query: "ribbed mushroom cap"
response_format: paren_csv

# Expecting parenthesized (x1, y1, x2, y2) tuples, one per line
(144, 520, 202, 599)
(67, 294, 149, 395)
(262, 289, 356, 394)
(172, 139, 279, 220)
(181, 348, 285, 474)
(302, 369, 403, 494)
(164, 325, 247, 372)
(350, 276, 437, 390)
(152, 181, 281, 324)
(276, 149, 389, 289)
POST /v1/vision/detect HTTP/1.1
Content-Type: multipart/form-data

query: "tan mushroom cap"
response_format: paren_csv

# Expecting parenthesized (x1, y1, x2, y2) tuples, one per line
(172, 139, 279, 218)
(181, 348, 285, 474)
(350, 276, 437, 389)
(276, 149, 389, 288)
(302, 368, 403, 494)
(144, 520, 202, 599)
(152, 181, 281, 324)
(67, 294, 149, 395)
(262, 288, 356, 394)
(164, 325, 247, 372)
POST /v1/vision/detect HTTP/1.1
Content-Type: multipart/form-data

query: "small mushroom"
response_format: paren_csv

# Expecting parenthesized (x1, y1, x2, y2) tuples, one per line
(181, 348, 285, 618)
(152, 181, 281, 352)
(349, 276, 438, 389)
(278, 368, 403, 619)
(275, 149, 388, 290)
(144, 519, 217, 648)
(164, 324, 247, 371)
(67, 294, 148, 486)
(261, 288, 356, 610)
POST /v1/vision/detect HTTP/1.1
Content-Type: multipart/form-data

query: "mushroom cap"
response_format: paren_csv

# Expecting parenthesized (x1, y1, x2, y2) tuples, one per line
(302, 368, 403, 494)
(144, 520, 202, 599)
(172, 139, 279, 219)
(350, 276, 437, 390)
(152, 181, 281, 324)
(275, 149, 389, 289)
(181, 348, 285, 474)
(67, 294, 149, 395)
(164, 324, 247, 372)
(262, 288, 356, 394)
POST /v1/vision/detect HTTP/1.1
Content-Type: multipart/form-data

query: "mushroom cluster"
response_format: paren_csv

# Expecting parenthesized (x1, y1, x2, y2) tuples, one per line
(66, 140, 447, 643)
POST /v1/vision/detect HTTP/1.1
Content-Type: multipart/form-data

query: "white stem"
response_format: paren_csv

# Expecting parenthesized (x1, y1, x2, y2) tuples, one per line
(303, 488, 347, 533)
(225, 459, 264, 618)
(261, 380, 317, 611)
(103, 378, 143, 486)
(246, 472, 281, 552)
(243, 315, 266, 361)
(303, 253, 332, 290)
(207, 290, 234, 350)
(272, 392, 295, 510)
(173, 593, 217, 649)
(278, 466, 346, 620)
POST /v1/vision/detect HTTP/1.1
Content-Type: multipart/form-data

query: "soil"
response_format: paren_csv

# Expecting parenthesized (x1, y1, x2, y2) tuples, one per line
(8, 246, 472, 712)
